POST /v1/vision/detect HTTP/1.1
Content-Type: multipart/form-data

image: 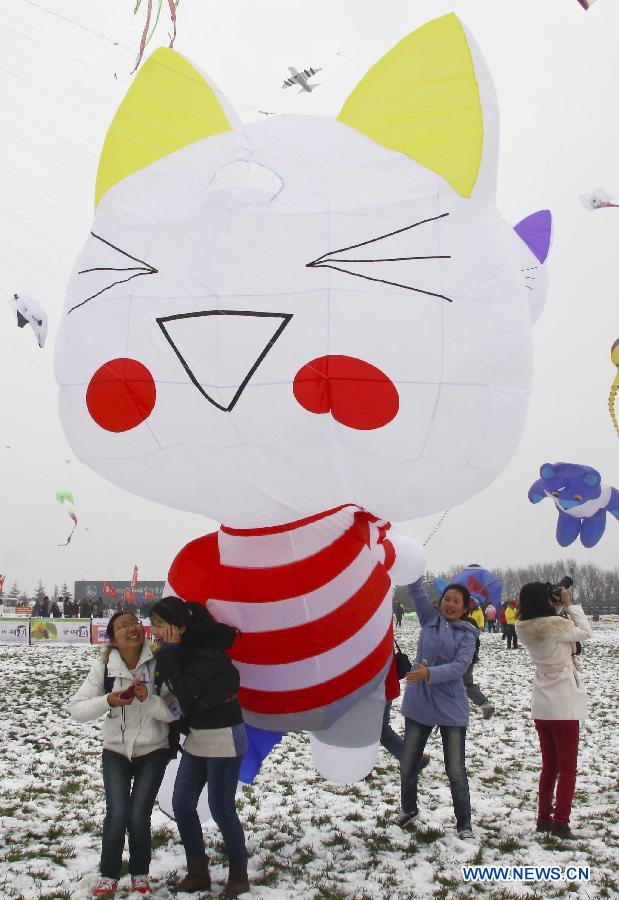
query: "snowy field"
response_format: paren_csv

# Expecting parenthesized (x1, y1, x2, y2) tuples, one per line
(1, 620, 618, 900)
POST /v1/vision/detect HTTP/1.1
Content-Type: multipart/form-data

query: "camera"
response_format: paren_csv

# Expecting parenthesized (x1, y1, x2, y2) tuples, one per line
(549, 575, 573, 600)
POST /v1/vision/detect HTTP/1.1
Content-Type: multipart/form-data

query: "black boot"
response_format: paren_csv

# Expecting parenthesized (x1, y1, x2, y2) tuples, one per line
(221, 860, 250, 899)
(551, 821, 577, 840)
(176, 855, 211, 892)
(535, 818, 553, 833)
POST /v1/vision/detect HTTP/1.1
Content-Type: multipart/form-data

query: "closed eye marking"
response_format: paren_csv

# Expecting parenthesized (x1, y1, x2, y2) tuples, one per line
(68, 232, 158, 314)
(306, 213, 452, 302)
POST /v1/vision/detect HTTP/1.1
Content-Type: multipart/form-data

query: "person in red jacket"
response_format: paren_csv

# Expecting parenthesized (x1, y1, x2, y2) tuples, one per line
(499, 605, 508, 640)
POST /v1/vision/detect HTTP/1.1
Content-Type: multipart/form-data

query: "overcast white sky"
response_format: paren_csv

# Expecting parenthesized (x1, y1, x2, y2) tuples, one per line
(1, 0, 618, 594)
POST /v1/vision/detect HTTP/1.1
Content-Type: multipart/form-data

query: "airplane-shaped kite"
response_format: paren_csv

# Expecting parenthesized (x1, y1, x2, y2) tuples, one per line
(282, 66, 321, 93)
(577, 0, 598, 8)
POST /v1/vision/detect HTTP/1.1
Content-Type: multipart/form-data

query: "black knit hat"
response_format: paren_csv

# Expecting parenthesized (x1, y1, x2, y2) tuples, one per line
(150, 597, 191, 628)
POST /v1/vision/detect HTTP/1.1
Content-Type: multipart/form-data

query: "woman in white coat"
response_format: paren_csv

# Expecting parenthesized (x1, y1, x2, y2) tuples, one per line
(516, 584, 592, 840)
(70, 611, 179, 897)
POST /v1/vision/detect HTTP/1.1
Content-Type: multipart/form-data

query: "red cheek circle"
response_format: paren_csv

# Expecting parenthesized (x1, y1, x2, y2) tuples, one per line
(86, 358, 156, 432)
(293, 355, 399, 430)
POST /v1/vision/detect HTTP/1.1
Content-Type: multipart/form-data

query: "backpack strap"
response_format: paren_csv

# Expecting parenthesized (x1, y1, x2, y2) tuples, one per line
(103, 661, 114, 695)
(153, 659, 165, 696)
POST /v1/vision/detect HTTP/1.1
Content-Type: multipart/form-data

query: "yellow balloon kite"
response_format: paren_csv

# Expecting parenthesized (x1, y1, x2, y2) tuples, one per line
(611, 340, 619, 439)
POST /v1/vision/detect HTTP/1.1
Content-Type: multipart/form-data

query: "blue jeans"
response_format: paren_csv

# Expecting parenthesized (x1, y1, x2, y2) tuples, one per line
(172, 751, 247, 863)
(380, 702, 404, 762)
(100, 749, 169, 879)
(400, 718, 471, 831)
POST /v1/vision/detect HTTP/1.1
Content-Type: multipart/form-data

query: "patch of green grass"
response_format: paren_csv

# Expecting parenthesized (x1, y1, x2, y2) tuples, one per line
(313, 884, 347, 900)
(414, 825, 444, 844)
(322, 830, 349, 848)
(59, 780, 82, 797)
(1, 848, 44, 863)
(310, 814, 332, 828)
(496, 836, 521, 853)
(294, 845, 317, 865)
(598, 874, 619, 896)
(46, 843, 76, 866)
(151, 826, 175, 850)
(27, 867, 52, 880)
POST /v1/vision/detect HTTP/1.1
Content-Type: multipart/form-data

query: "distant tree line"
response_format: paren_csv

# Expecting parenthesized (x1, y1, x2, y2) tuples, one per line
(395, 559, 619, 614)
(0, 580, 72, 603)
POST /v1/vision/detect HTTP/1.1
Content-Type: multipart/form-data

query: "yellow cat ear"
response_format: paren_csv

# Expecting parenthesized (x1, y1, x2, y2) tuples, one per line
(95, 48, 233, 206)
(337, 14, 484, 198)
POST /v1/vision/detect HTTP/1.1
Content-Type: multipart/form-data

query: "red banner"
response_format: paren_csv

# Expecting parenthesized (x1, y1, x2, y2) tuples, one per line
(144, 588, 154, 600)
(131, 565, 139, 590)
(124, 589, 136, 602)
(103, 583, 118, 598)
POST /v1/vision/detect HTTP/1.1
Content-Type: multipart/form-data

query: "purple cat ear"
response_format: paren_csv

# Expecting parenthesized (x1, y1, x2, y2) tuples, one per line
(514, 210, 552, 264)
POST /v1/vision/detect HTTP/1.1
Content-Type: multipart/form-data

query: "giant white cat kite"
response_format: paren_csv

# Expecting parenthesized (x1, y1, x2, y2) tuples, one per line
(56, 14, 551, 782)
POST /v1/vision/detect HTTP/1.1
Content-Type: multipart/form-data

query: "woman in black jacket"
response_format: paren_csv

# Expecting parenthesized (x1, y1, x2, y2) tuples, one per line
(150, 598, 248, 898)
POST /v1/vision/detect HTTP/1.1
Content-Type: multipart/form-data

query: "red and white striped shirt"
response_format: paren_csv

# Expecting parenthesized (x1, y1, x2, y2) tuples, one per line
(166, 504, 424, 731)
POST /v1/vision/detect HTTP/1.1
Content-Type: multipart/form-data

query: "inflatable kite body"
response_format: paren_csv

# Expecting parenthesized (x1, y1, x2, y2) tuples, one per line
(528, 462, 619, 548)
(165, 505, 424, 779)
(55, 14, 551, 780)
(9, 291, 48, 348)
(437, 564, 503, 610)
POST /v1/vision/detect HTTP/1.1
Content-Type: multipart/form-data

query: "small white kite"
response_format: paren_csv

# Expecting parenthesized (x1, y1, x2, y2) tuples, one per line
(579, 187, 618, 210)
(9, 291, 48, 348)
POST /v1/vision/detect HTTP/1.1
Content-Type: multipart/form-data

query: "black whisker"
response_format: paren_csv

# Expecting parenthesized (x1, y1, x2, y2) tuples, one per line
(314, 255, 450, 264)
(308, 263, 452, 302)
(310, 213, 449, 264)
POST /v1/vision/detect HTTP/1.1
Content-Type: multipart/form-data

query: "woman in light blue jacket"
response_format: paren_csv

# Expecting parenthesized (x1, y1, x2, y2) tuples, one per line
(397, 579, 478, 837)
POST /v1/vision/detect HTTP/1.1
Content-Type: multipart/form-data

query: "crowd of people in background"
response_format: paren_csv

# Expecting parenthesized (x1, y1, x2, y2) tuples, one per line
(26, 595, 155, 619)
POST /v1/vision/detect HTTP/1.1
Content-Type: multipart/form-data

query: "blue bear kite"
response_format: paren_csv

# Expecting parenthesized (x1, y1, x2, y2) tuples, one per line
(528, 462, 619, 548)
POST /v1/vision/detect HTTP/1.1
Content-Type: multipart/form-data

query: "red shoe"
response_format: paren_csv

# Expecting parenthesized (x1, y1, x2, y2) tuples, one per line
(131, 875, 151, 894)
(92, 878, 118, 897)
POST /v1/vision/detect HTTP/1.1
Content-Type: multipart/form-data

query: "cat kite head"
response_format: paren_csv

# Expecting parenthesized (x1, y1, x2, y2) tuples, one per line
(55, 14, 551, 527)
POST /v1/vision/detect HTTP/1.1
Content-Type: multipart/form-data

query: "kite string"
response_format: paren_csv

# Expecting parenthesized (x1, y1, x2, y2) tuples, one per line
(422, 509, 449, 548)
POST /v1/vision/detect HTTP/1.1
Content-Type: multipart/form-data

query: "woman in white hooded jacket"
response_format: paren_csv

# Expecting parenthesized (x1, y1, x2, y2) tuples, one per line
(516, 583, 592, 840)
(70, 611, 179, 898)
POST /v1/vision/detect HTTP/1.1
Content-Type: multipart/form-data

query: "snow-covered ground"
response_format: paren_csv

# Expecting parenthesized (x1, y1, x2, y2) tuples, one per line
(1, 620, 618, 899)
